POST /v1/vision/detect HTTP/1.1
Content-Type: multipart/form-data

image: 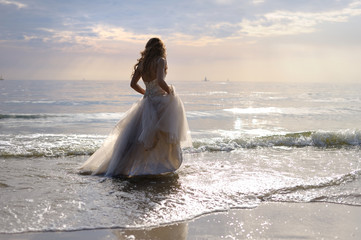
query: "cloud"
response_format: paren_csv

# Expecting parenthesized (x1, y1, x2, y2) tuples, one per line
(166, 33, 223, 46)
(31, 24, 224, 52)
(0, 0, 26, 8)
(213, 0, 235, 5)
(251, 0, 265, 5)
(30, 25, 155, 53)
(182, 1, 361, 43)
(91, 25, 154, 43)
(234, 1, 361, 37)
(3, 0, 361, 53)
(19, 0, 361, 53)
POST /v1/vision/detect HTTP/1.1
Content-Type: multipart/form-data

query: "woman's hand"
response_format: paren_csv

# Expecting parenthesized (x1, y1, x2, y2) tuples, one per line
(169, 85, 175, 96)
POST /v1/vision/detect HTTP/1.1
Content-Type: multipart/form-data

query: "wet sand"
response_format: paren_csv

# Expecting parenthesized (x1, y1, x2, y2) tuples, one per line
(1, 202, 361, 239)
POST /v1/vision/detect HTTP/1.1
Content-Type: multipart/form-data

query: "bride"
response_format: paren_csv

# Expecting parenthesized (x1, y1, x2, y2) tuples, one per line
(79, 38, 192, 177)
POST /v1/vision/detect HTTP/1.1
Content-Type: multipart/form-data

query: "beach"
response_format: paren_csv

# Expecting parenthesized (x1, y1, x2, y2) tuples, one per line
(1, 202, 360, 239)
(1, 80, 361, 238)
(2, 0, 361, 238)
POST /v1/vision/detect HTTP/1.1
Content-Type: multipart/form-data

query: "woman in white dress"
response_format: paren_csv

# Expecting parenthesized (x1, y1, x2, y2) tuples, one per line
(79, 38, 192, 177)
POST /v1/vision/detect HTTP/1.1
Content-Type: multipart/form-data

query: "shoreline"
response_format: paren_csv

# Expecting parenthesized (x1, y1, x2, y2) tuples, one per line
(1, 202, 361, 239)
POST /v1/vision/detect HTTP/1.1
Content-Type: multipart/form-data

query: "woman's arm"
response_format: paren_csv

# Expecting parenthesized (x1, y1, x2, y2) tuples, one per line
(156, 58, 171, 94)
(130, 68, 145, 95)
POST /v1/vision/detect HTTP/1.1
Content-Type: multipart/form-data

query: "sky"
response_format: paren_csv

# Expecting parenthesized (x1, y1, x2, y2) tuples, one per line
(0, 0, 361, 82)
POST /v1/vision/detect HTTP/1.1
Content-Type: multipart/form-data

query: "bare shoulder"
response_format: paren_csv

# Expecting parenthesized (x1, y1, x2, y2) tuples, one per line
(137, 61, 144, 71)
(157, 57, 167, 65)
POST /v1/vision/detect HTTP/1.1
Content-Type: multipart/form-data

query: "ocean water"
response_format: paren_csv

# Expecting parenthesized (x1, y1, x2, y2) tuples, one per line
(1, 80, 361, 233)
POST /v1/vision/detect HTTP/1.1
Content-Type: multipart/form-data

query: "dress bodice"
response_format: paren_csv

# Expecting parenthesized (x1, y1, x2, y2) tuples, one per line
(144, 79, 165, 97)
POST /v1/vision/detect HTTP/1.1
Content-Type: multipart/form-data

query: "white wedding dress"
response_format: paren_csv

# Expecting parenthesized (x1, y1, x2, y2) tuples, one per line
(79, 79, 192, 177)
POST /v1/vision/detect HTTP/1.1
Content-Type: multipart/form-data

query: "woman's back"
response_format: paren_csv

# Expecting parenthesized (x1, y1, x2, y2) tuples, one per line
(140, 58, 160, 82)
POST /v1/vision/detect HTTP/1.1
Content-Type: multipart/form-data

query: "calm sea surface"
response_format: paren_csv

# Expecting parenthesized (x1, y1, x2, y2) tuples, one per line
(1, 80, 361, 233)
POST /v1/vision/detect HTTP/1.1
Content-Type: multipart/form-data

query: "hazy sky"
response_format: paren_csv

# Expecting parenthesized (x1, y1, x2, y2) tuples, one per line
(1, 0, 361, 82)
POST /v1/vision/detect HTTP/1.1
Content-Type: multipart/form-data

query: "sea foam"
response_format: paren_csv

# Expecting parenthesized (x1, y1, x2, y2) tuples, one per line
(1, 130, 360, 158)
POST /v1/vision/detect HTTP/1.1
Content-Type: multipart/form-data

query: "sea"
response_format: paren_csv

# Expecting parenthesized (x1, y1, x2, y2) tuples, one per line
(1, 79, 361, 234)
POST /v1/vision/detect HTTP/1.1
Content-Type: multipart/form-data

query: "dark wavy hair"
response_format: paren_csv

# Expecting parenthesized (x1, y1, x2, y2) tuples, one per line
(132, 38, 167, 78)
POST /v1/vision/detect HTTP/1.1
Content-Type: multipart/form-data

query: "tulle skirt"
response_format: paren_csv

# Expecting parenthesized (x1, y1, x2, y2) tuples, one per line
(79, 90, 192, 177)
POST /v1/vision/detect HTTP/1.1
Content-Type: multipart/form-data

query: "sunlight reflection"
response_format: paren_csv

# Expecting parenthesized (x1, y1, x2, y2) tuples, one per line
(234, 118, 242, 130)
(224, 107, 282, 114)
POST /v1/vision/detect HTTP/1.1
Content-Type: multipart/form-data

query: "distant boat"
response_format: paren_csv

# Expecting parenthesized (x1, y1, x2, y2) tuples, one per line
(204, 77, 209, 82)
(0, 75, 4, 80)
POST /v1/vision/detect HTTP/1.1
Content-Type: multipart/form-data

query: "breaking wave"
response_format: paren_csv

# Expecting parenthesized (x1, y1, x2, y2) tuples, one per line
(192, 130, 361, 152)
(1, 130, 360, 158)
(0, 134, 103, 158)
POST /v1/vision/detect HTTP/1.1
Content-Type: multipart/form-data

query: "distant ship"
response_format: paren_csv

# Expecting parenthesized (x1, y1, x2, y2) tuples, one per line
(0, 75, 4, 80)
(204, 77, 209, 82)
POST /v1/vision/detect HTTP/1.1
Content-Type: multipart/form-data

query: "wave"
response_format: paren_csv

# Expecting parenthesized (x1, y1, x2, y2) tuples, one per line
(1, 130, 360, 158)
(192, 130, 361, 152)
(260, 169, 361, 201)
(0, 107, 355, 123)
(0, 134, 104, 158)
(4, 99, 126, 106)
(0, 113, 123, 121)
(1, 111, 216, 121)
(0, 114, 53, 119)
